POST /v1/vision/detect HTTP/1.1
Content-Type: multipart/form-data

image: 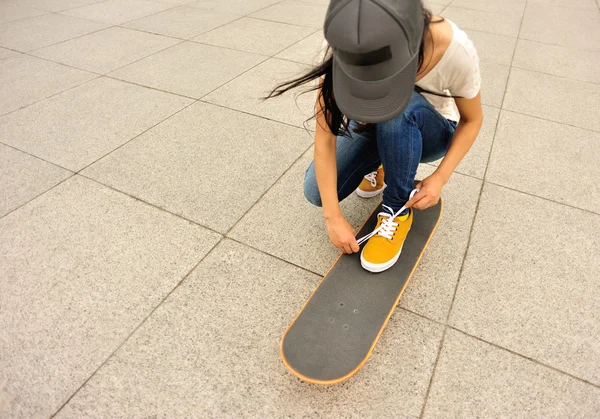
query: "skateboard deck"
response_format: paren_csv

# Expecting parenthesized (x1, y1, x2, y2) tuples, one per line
(280, 198, 442, 385)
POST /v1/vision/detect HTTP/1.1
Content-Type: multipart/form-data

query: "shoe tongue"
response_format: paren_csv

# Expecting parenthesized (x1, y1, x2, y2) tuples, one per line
(397, 212, 409, 222)
(381, 207, 409, 221)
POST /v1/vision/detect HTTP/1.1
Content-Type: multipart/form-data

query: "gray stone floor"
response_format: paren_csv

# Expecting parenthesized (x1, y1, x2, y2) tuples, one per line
(1, 0, 600, 417)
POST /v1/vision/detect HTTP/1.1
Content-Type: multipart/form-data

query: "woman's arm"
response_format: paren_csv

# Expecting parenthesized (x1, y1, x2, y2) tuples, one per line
(407, 91, 483, 209)
(436, 91, 483, 182)
(313, 88, 342, 220)
(313, 85, 361, 254)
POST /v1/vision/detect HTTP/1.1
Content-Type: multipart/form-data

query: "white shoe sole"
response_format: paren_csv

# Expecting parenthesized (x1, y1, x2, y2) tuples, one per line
(356, 184, 386, 198)
(360, 244, 404, 273)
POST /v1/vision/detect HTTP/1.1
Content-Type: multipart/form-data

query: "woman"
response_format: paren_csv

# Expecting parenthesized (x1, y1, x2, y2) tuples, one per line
(268, 0, 483, 273)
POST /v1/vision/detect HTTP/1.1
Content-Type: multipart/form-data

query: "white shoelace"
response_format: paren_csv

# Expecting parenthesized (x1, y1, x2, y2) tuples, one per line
(357, 189, 419, 246)
(364, 171, 378, 188)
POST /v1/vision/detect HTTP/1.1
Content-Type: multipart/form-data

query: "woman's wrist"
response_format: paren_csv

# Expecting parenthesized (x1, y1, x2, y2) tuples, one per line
(323, 207, 342, 221)
(432, 168, 451, 185)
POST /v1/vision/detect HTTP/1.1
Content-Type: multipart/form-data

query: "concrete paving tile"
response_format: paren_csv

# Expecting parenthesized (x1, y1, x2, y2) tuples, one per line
(504, 67, 600, 132)
(0, 13, 107, 52)
(513, 39, 600, 85)
(55, 239, 445, 418)
(529, 0, 599, 9)
(487, 111, 600, 214)
(427, 3, 446, 15)
(0, 77, 192, 171)
(0, 2, 47, 24)
(82, 101, 311, 233)
(274, 30, 325, 65)
(443, 7, 522, 37)
(203, 58, 316, 128)
(155, 0, 196, 4)
(187, 0, 280, 15)
(0, 144, 72, 217)
(520, 3, 600, 50)
(0, 54, 95, 116)
(11, 0, 105, 12)
(0, 49, 17, 60)
(396, 166, 482, 322)
(0, 175, 221, 418)
(123, 6, 239, 40)
(109, 41, 266, 98)
(0, 47, 19, 59)
(295, 0, 330, 4)
(479, 60, 510, 108)
(447, 0, 526, 17)
(62, 0, 174, 25)
(423, 329, 600, 418)
(426, 0, 452, 6)
(229, 149, 380, 275)
(32, 26, 179, 74)
(468, 30, 517, 66)
(450, 183, 600, 385)
(250, 0, 328, 29)
(430, 105, 500, 179)
(193, 17, 315, 56)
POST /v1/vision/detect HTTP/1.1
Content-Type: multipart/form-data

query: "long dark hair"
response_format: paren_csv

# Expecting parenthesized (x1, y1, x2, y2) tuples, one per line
(266, 3, 442, 136)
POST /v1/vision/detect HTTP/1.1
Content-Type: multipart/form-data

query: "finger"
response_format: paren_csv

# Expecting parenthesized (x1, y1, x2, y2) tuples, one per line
(406, 190, 427, 208)
(343, 244, 352, 254)
(351, 240, 360, 253)
(415, 197, 433, 210)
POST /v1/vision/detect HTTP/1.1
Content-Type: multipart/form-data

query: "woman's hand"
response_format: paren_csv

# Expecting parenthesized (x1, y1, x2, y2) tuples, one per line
(406, 173, 447, 210)
(325, 214, 360, 254)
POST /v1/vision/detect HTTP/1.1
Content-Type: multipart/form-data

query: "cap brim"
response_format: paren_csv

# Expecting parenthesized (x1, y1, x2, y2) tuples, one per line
(332, 54, 418, 124)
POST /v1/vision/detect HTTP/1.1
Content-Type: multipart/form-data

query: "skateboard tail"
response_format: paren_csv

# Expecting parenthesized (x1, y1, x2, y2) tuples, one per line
(280, 200, 443, 385)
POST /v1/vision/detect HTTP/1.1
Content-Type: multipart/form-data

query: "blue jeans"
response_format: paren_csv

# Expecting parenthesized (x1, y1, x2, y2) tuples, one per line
(304, 92, 457, 212)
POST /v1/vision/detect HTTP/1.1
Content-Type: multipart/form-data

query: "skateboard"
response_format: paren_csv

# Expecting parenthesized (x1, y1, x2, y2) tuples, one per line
(280, 197, 442, 385)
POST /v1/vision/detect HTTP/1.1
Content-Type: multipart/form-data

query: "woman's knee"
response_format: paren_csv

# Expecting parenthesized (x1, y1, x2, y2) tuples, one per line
(303, 166, 323, 207)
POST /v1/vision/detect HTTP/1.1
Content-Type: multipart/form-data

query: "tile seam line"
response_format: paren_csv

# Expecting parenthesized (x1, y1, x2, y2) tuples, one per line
(421, 162, 600, 217)
(1, 12, 310, 119)
(445, 4, 525, 18)
(0, 73, 103, 119)
(0, 140, 74, 173)
(268, 27, 322, 59)
(389, 308, 600, 391)
(497, 108, 600, 134)
(0, 97, 312, 221)
(49, 236, 226, 418)
(485, 179, 600, 218)
(224, 141, 315, 236)
(55, 0, 185, 26)
(510, 64, 600, 87)
(246, 15, 321, 29)
(447, 326, 600, 390)
(104, 12, 253, 76)
(516, 36, 600, 53)
(61, 173, 327, 280)
(0, 172, 76, 222)
(418, 2, 528, 417)
(74, 97, 198, 174)
(0, 10, 52, 25)
(444, 4, 525, 18)
(196, 100, 316, 132)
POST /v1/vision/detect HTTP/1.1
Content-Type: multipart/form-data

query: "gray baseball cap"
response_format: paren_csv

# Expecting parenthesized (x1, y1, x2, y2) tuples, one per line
(324, 0, 424, 123)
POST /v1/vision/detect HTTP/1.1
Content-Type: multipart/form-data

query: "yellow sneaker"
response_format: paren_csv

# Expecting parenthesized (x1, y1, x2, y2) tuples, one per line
(356, 166, 385, 198)
(360, 207, 413, 273)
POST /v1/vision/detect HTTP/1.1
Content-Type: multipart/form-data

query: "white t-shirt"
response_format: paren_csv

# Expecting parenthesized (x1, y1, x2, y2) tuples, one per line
(321, 19, 481, 122)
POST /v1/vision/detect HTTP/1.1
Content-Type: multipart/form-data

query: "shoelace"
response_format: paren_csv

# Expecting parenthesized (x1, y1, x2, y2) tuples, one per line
(357, 189, 418, 246)
(364, 171, 378, 188)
